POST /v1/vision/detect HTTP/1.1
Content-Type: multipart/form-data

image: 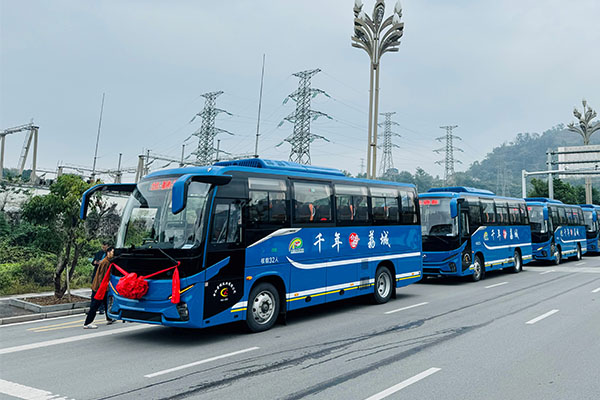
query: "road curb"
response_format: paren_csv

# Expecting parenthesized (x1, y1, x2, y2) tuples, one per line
(0, 307, 90, 325)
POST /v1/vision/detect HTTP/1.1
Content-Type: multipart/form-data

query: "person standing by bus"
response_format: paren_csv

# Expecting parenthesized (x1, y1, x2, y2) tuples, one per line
(91, 241, 109, 314)
(83, 246, 115, 329)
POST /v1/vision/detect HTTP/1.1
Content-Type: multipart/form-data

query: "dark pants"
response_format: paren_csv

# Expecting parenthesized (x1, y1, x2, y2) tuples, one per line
(90, 290, 105, 312)
(84, 295, 112, 326)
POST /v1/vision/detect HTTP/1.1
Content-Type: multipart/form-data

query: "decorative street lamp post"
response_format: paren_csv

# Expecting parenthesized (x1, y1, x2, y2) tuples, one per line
(352, 0, 404, 179)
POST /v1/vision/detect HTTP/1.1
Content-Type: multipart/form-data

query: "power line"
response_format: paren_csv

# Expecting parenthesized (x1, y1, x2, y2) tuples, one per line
(434, 125, 463, 185)
(278, 69, 332, 165)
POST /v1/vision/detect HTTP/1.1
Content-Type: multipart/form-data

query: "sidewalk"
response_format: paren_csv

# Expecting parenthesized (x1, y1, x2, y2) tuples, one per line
(0, 288, 92, 325)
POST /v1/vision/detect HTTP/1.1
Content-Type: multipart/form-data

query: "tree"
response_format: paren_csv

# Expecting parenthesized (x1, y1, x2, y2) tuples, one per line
(21, 175, 93, 299)
(527, 177, 599, 204)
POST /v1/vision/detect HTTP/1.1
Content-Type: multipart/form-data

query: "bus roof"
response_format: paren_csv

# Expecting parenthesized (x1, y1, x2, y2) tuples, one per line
(579, 204, 600, 210)
(144, 158, 415, 188)
(426, 186, 495, 195)
(525, 198, 564, 204)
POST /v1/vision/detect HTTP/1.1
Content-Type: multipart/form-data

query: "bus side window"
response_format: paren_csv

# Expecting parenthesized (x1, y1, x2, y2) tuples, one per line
(249, 190, 269, 223)
(519, 203, 529, 224)
(293, 182, 332, 224)
(558, 207, 567, 225)
(481, 199, 496, 224)
(495, 201, 508, 224)
(508, 203, 521, 225)
(211, 202, 242, 244)
(400, 189, 418, 224)
(468, 202, 482, 231)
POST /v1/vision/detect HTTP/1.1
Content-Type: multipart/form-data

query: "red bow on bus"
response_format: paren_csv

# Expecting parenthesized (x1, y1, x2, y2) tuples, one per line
(94, 262, 181, 304)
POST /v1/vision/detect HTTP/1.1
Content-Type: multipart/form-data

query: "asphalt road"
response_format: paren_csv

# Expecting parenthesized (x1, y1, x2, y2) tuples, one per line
(1, 258, 599, 400)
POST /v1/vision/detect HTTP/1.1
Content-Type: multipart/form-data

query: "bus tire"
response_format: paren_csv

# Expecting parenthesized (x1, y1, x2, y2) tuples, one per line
(573, 244, 582, 261)
(510, 250, 522, 273)
(373, 266, 393, 304)
(246, 282, 280, 333)
(551, 244, 561, 265)
(470, 255, 484, 282)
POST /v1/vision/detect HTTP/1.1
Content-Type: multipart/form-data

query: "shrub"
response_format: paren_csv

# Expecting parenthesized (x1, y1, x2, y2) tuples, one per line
(20, 255, 56, 286)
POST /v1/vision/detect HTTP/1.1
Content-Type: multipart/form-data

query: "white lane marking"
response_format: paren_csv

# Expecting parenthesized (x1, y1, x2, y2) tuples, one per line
(526, 309, 559, 325)
(539, 270, 554, 275)
(0, 314, 85, 328)
(145, 347, 260, 378)
(364, 367, 441, 400)
(592, 287, 600, 293)
(0, 324, 152, 355)
(485, 282, 508, 289)
(384, 302, 429, 315)
(0, 378, 73, 400)
(575, 262, 586, 266)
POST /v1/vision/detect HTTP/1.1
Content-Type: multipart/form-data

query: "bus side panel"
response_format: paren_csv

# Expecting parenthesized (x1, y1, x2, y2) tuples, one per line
(475, 225, 532, 271)
(555, 225, 586, 258)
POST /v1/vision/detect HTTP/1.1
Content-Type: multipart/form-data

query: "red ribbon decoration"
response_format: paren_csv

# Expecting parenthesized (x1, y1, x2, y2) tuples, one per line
(94, 261, 181, 304)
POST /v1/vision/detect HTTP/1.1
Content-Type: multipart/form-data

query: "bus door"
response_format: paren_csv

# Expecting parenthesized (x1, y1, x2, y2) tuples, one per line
(459, 204, 472, 271)
(203, 197, 245, 320)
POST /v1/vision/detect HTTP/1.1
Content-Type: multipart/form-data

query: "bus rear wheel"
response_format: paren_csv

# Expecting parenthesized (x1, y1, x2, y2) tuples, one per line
(470, 256, 484, 282)
(551, 244, 561, 265)
(373, 266, 393, 304)
(246, 282, 280, 333)
(510, 250, 522, 273)
(573, 244, 582, 261)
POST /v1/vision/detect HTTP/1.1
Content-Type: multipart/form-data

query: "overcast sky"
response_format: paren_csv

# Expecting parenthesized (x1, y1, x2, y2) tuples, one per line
(1, 0, 599, 180)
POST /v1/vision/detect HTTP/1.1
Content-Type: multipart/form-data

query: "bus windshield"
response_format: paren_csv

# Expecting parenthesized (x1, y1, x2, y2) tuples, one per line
(116, 179, 211, 249)
(420, 198, 457, 237)
(583, 210, 596, 232)
(528, 205, 546, 233)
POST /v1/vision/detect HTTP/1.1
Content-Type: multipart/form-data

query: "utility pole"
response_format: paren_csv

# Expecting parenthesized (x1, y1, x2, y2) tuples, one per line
(360, 158, 365, 175)
(254, 54, 266, 158)
(191, 91, 233, 166)
(279, 69, 332, 165)
(378, 112, 401, 177)
(91, 93, 105, 182)
(434, 125, 463, 186)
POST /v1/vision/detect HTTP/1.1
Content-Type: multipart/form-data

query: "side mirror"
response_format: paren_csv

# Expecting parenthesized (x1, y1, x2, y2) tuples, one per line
(80, 183, 136, 220)
(172, 174, 232, 214)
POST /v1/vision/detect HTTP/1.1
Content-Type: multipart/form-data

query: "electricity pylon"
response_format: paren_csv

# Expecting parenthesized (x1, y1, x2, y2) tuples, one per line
(378, 112, 401, 177)
(278, 69, 332, 164)
(191, 91, 233, 166)
(434, 125, 463, 186)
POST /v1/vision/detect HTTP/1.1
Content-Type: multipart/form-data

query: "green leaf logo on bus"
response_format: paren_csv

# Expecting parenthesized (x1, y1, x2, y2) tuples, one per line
(289, 238, 305, 254)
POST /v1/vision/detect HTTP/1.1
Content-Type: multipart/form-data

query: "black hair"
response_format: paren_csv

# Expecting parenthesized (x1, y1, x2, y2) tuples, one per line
(102, 241, 110, 246)
(106, 246, 115, 253)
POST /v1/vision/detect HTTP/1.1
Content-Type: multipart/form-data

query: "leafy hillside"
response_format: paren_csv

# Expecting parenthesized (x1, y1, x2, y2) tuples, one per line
(458, 124, 600, 197)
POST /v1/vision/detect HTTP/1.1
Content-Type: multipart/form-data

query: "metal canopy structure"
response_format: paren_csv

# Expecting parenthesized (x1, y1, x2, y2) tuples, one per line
(0, 121, 39, 181)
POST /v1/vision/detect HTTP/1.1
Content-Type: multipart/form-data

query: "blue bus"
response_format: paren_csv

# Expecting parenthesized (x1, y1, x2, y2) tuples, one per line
(580, 204, 600, 254)
(80, 159, 422, 332)
(526, 198, 587, 264)
(418, 187, 533, 282)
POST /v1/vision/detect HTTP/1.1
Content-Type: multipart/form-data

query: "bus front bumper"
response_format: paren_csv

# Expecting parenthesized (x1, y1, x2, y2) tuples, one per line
(423, 253, 467, 277)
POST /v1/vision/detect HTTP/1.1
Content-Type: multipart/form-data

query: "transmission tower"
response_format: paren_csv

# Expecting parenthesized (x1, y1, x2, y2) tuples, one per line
(434, 125, 463, 186)
(191, 91, 233, 166)
(378, 112, 401, 177)
(278, 69, 332, 164)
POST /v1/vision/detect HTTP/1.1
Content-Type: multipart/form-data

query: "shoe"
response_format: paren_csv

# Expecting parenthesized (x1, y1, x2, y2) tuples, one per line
(83, 324, 98, 329)
(98, 310, 105, 315)
(106, 320, 115, 325)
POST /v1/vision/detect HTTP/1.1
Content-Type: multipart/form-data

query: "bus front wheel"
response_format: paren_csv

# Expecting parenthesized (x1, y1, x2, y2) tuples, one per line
(246, 282, 280, 333)
(551, 244, 561, 265)
(373, 266, 393, 304)
(471, 256, 484, 282)
(573, 244, 582, 261)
